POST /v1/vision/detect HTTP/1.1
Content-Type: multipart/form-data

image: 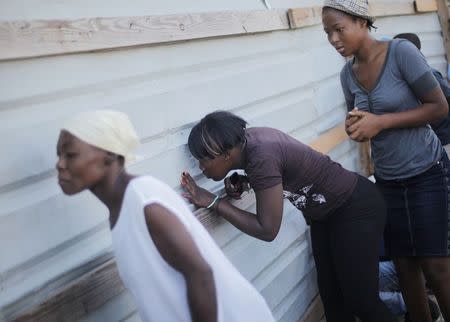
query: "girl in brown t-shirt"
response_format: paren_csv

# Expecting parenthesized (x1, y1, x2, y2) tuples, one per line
(182, 110, 396, 322)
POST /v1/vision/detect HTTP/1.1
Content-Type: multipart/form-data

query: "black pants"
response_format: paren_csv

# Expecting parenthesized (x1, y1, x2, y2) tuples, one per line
(310, 176, 396, 322)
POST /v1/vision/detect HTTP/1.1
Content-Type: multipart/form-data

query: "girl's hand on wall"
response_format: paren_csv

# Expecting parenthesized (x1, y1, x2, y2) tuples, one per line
(181, 171, 217, 208)
(347, 110, 383, 142)
(224, 172, 250, 199)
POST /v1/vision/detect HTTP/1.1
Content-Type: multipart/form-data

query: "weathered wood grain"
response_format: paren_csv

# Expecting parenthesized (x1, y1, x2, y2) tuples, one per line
(309, 123, 347, 155)
(0, 10, 289, 61)
(287, 7, 322, 29)
(414, 0, 438, 12)
(0, 2, 437, 61)
(298, 295, 324, 322)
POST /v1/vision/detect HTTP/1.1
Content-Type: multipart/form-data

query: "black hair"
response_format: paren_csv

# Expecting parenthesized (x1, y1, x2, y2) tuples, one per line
(188, 111, 247, 160)
(322, 6, 376, 31)
(393, 33, 421, 50)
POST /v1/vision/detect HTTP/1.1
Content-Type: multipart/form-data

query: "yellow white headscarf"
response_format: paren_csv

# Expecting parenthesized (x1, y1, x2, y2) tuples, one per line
(62, 110, 140, 163)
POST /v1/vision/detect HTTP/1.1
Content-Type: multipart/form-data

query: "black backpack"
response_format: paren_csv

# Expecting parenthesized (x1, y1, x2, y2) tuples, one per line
(392, 39, 450, 145)
(431, 69, 450, 145)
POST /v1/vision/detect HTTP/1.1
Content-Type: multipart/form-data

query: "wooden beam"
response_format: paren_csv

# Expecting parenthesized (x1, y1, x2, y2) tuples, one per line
(358, 141, 374, 177)
(414, 0, 438, 12)
(287, 6, 322, 29)
(8, 258, 124, 322)
(435, 0, 450, 65)
(370, 2, 416, 17)
(309, 123, 347, 155)
(0, 9, 289, 61)
(298, 295, 324, 322)
(0, 2, 439, 62)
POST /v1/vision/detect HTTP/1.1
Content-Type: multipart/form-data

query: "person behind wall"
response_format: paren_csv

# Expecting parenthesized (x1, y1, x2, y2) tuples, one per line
(181, 110, 397, 322)
(321, 0, 450, 321)
(56, 110, 275, 322)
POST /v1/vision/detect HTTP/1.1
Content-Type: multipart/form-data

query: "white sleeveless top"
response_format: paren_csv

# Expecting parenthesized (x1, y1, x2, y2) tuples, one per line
(111, 176, 275, 322)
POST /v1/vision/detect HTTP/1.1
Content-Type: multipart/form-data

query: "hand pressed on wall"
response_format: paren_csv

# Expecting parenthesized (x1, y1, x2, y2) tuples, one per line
(181, 171, 217, 208)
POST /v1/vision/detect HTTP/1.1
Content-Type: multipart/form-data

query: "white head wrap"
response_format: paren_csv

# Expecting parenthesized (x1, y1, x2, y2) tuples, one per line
(62, 110, 140, 163)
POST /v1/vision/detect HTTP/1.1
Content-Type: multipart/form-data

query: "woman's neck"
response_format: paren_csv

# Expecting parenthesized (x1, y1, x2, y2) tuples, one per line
(90, 165, 133, 215)
(354, 37, 382, 63)
(230, 140, 248, 170)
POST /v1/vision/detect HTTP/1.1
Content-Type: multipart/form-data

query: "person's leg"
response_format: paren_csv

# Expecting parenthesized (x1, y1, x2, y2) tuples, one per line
(407, 155, 450, 321)
(394, 257, 432, 322)
(310, 221, 355, 322)
(376, 162, 449, 322)
(329, 177, 396, 322)
(420, 257, 450, 321)
(439, 146, 450, 256)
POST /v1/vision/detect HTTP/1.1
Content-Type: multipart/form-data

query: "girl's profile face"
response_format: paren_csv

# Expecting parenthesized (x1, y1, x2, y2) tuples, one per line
(198, 154, 232, 182)
(56, 130, 108, 195)
(322, 8, 366, 57)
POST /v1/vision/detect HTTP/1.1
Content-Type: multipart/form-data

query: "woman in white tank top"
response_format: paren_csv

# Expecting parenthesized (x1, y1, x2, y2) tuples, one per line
(56, 110, 275, 322)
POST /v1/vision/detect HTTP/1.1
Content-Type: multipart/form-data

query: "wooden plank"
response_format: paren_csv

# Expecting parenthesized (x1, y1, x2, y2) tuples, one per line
(370, 2, 416, 17)
(309, 123, 347, 155)
(298, 295, 324, 322)
(0, 2, 438, 62)
(287, 7, 322, 29)
(288, 3, 422, 31)
(8, 258, 125, 322)
(0, 9, 289, 61)
(359, 141, 374, 177)
(436, 0, 450, 63)
(436, 0, 449, 39)
(414, 0, 438, 12)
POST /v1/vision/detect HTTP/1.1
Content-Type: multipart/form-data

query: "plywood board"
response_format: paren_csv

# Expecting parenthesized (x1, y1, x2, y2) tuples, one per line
(369, 2, 416, 17)
(0, 2, 438, 61)
(309, 123, 347, 155)
(287, 7, 322, 29)
(359, 141, 374, 176)
(298, 295, 324, 322)
(414, 0, 438, 12)
(0, 9, 289, 61)
(8, 259, 124, 322)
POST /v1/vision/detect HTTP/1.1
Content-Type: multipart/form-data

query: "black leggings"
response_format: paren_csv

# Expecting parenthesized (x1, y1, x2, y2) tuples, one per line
(310, 176, 396, 322)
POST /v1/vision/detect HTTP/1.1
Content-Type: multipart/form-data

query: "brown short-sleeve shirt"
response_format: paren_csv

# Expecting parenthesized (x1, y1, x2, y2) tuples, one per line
(244, 127, 358, 221)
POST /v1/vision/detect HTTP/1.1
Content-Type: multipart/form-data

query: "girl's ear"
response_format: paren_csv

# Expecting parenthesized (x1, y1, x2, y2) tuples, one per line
(223, 152, 230, 161)
(359, 18, 368, 28)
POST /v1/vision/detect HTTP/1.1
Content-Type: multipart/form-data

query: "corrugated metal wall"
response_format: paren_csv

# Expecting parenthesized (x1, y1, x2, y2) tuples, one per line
(0, 0, 446, 320)
(376, 13, 447, 75)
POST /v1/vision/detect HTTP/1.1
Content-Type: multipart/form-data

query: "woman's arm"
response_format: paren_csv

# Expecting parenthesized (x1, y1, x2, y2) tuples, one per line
(181, 172, 284, 242)
(347, 86, 448, 142)
(145, 203, 217, 322)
